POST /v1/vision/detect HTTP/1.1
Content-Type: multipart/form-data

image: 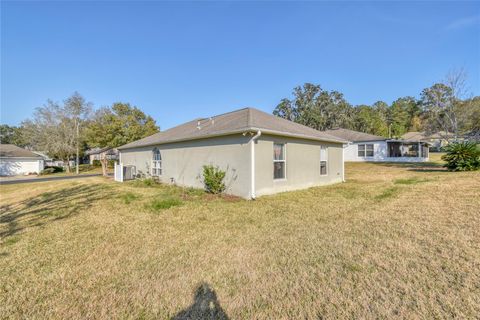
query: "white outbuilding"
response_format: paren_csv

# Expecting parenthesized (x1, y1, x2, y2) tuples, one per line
(0, 144, 45, 176)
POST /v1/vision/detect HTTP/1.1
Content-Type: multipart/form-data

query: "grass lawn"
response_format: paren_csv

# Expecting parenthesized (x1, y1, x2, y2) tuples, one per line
(1, 154, 479, 319)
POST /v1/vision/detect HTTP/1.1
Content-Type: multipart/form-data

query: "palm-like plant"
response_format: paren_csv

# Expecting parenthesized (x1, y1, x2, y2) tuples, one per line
(442, 142, 480, 171)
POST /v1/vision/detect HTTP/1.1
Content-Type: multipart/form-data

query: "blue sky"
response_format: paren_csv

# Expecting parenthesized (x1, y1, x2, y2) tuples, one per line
(1, 1, 479, 130)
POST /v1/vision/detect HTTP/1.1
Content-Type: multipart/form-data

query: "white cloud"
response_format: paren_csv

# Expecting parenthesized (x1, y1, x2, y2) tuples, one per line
(445, 15, 480, 30)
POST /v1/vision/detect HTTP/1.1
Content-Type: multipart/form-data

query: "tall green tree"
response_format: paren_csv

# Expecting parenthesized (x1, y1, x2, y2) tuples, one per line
(389, 98, 411, 137)
(0, 125, 27, 146)
(86, 103, 159, 175)
(353, 105, 388, 137)
(273, 83, 354, 131)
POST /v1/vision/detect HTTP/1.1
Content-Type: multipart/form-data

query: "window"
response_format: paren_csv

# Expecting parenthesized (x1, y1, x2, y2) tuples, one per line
(358, 144, 374, 157)
(320, 146, 328, 175)
(273, 143, 286, 180)
(152, 148, 162, 176)
(358, 144, 365, 157)
(366, 144, 374, 157)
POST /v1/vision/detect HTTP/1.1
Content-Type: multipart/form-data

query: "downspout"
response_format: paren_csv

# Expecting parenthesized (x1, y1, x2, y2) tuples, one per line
(249, 130, 262, 199)
(342, 143, 346, 182)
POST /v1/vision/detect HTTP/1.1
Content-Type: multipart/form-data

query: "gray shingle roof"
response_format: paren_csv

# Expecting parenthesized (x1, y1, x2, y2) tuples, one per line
(118, 107, 347, 150)
(402, 131, 454, 141)
(323, 128, 387, 142)
(0, 144, 44, 159)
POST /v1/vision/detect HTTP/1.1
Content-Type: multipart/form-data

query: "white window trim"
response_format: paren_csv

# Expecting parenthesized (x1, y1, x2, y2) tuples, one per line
(273, 143, 287, 181)
(358, 143, 374, 157)
(320, 146, 328, 176)
(152, 149, 162, 176)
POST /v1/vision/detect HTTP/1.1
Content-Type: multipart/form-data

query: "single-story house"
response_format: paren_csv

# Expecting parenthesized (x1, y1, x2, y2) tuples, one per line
(402, 131, 453, 151)
(0, 144, 45, 176)
(464, 129, 480, 143)
(324, 128, 430, 162)
(117, 107, 347, 199)
(85, 147, 119, 164)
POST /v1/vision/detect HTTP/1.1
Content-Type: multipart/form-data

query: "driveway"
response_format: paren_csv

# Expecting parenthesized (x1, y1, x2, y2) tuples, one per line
(0, 174, 103, 185)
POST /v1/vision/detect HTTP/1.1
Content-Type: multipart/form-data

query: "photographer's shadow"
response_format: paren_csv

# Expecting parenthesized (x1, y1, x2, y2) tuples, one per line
(172, 283, 229, 320)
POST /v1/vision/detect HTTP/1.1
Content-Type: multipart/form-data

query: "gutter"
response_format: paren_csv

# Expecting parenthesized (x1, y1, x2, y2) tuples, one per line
(342, 143, 346, 182)
(249, 130, 262, 200)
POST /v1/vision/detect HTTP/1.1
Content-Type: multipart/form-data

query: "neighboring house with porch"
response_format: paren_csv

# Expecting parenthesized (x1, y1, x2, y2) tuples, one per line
(401, 131, 454, 151)
(0, 144, 45, 176)
(85, 147, 119, 164)
(464, 129, 480, 143)
(324, 128, 430, 162)
(116, 107, 347, 199)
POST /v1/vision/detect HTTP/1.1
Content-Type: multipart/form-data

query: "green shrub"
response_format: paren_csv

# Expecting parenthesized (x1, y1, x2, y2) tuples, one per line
(48, 166, 64, 173)
(146, 198, 182, 211)
(40, 166, 64, 175)
(132, 178, 157, 187)
(39, 168, 56, 175)
(202, 165, 226, 194)
(92, 160, 102, 167)
(107, 160, 116, 168)
(441, 142, 480, 171)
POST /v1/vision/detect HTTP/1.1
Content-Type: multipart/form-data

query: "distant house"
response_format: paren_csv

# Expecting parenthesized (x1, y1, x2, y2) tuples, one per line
(0, 144, 45, 176)
(117, 108, 347, 199)
(402, 131, 453, 151)
(85, 147, 119, 164)
(464, 130, 480, 143)
(324, 128, 430, 162)
(32, 152, 67, 167)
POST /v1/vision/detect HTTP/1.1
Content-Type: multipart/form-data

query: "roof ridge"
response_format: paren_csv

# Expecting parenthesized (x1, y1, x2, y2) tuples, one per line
(197, 107, 250, 122)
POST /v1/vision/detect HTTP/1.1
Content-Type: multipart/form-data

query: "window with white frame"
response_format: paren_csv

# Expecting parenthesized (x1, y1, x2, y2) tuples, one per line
(358, 144, 374, 157)
(273, 143, 286, 180)
(320, 146, 328, 175)
(152, 148, 162, 176)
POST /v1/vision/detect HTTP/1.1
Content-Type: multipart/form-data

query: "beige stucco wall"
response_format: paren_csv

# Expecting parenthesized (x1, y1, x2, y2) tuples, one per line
(119, 135, 252, 198)
(254, 134, 344, 197)
(119, 133, 344, 199)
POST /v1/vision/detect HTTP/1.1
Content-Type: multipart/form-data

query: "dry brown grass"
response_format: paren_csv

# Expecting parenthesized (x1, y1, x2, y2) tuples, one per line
(1, 155, 479, 319)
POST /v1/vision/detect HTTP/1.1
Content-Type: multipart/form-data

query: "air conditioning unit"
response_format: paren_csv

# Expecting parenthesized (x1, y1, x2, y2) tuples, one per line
(114, 163, 136, 182)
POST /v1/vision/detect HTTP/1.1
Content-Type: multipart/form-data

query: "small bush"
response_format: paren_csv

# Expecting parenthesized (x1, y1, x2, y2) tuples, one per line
(48, 166, 64, 173)
(441, 142, 480, 171)
(92, 160, 102, 167)
(202, 165, 226, 194)
(146, 198, 182, 211)
(39, 168, 56, 175)
(132, 178, 157, 188)
(40, 166, 64, 175)
(78, 164, 95, 172)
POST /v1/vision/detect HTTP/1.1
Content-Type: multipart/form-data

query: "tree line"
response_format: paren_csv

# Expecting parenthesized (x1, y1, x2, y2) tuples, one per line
(273, 69, 480, 140)
(0, 93, 159, 174)
(1, 69, 479, 174)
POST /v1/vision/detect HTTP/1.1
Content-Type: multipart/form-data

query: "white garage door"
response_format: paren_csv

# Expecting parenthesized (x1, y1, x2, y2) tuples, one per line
(0, 159, 43, 176)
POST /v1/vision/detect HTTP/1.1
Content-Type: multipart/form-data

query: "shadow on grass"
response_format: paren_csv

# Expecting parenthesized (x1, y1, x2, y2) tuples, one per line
(0, 184, 110, 238)
(172, 283, 229, 320)
(370, 161, 447, 172)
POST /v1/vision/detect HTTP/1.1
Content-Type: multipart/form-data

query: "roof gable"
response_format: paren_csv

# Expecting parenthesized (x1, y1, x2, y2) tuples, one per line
(0, 144, 44, 159)
(118, 108, 346, 150)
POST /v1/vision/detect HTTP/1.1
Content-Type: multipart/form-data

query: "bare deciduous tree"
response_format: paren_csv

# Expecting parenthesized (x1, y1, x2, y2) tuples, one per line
(22, 93, 91, 173)
(421, 68, 472, 141)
